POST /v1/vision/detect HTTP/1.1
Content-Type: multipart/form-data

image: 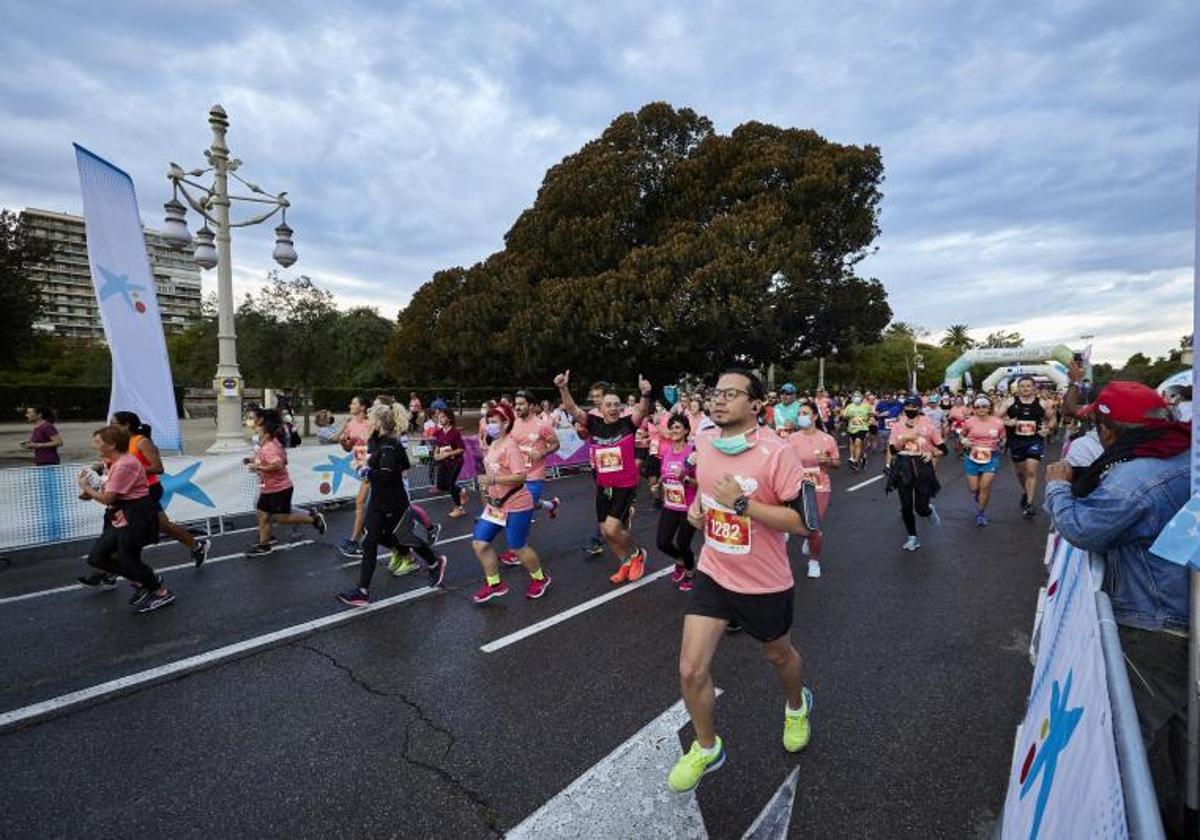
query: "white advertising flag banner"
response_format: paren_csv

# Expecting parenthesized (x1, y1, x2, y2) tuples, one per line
(74, 144, 183, 451)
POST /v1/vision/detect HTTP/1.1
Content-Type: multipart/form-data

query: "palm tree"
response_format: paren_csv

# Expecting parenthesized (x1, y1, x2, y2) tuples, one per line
(940, 324, 975, 353)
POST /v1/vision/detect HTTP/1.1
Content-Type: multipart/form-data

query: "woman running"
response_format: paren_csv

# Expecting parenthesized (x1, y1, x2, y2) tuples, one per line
(471, 404, 551, 603)
(245, 409, 326, 556)
(76, 425, 176, 612)
(432, 407, 468, 517)
(23, 405, 62, 465)
(656, 414, 698, 591)
(337, 405, 446, 606)
(337, 395, 372, 558)
(886, 395, 946, 551)
(788, 401, 840, 577)
(111, 411, 210, 566)
(959, 396, 1007, 527)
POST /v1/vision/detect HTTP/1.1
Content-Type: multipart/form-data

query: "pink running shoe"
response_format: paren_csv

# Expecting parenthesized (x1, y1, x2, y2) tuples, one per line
(678, 574, 694, 593)
(499, 549, 522, 567)
(526, 574, 552, 599)
(547, 497, 561, 519)
(472, 580, 510, 604)
(670, 565, 686, 584)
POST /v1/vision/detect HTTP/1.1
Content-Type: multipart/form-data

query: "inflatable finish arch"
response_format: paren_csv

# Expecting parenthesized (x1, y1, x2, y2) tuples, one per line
(944, 343, 1077, 392)
(980, 362, 1069, 392)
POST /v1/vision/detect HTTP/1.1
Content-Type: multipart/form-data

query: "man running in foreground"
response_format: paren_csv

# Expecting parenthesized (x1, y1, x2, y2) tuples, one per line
(1001, 375, 1057, 518)
(668, 369, 814, 792)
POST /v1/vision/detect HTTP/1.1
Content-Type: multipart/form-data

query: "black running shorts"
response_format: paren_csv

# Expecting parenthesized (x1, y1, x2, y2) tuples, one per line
(256, 487, 294, 515)
(595, 485, 637, 525)
(686, 571, 795, 643)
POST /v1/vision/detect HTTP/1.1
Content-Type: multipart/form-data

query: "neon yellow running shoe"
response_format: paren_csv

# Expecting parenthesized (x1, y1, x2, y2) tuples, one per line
(389, 553, 419, 576)
(783, 686, 814, 753)
(667, 737, 725, 792)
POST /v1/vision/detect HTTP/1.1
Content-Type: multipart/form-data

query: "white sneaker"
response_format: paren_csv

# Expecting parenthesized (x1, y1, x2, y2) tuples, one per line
(806, 559, 821, 578)
(902, 536, 920, 551)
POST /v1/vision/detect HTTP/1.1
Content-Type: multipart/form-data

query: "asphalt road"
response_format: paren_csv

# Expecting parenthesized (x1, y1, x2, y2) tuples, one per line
(0, 441, 1052, 839)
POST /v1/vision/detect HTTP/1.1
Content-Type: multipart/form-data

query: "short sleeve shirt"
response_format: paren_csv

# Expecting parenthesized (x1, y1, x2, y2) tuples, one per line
(695, 428, 805, 594)
(104, 454, 149, 500)
(31, 422, 60, 465)
(887, 415, 944, 456)
(255, 438, 293, 492)
(787, 430, 838, 492)
(511, 415, 559, 481)
(483, 436, 534, 512)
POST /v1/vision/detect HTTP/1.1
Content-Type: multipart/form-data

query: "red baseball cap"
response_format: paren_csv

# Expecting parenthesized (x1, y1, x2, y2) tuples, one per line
(1077, 381, 1170, 424)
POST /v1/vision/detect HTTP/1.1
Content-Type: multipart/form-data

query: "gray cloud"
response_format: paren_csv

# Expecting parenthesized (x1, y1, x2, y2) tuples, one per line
(2, 0, 1197, 362)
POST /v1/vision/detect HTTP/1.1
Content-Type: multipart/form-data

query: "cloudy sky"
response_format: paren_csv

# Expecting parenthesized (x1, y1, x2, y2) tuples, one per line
(2, 1, 1197, 364)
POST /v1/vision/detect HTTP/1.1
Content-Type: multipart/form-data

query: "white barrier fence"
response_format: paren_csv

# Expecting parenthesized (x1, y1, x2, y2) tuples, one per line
(0, 446, 375, 552)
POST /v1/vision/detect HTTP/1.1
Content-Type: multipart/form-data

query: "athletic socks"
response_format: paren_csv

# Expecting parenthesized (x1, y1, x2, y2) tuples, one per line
(486, 573, 501, 586)
(530, 567, 545, 581)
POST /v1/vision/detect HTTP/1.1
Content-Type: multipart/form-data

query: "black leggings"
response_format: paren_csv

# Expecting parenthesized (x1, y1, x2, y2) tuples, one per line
(656, 508, 697, 570)
(87, 522, 160, 591)
(359, 504, 438, 590)
(436, 461, 464, 507)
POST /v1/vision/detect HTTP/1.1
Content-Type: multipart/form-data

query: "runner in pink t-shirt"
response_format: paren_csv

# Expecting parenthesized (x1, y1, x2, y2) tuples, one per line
(495, 392, 564, 566)
(470, 403, 550, 604)
(336, 396, 371, 557)
(668, 370, 814, 794)
(887, 397, 947, 551)
(787, 402, 840, 579)
(246, 409, 326, 556)
(656, 414, 699, 592)
(958, 396, 1007, 526)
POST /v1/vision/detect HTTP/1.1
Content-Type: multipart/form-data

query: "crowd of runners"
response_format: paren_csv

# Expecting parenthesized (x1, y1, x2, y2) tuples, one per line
(67, 366, 1090, 792)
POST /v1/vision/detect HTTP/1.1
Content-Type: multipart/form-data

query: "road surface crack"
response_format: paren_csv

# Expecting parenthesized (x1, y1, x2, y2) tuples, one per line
(294, 641, 502, 836)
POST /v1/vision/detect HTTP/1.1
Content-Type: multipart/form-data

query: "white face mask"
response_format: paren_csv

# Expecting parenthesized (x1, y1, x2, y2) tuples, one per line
(852, 396, 863, 404)
(796, 415, 814, 430)
(485, 422, 502, 438)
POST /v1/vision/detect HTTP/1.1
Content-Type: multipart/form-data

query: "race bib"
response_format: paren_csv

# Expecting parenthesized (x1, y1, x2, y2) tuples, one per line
(519, 444, 535, 469)
(970, 446, 993, 465)
(884, 418, 897, 430)
(802, 466, 822, 481)
(662, 479, 686, 508)
(481, 504, 508, 526)
(1016, 420, 1037, 436)
(595, 445, 624, 474)
(703, 502, 752, 555)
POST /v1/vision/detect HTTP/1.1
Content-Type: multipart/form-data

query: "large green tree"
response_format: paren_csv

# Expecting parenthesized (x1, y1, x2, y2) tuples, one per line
(0, 209, 50, 364)
(389, 103, 891, 385)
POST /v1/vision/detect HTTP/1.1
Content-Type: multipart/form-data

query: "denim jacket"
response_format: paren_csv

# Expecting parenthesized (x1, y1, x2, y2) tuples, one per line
(1044, 451, 1191, 633)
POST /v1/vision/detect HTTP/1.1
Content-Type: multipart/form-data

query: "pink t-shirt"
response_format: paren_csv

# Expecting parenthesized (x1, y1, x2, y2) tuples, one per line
(343, 418, 370, 447)
(483, 436, 534, 512)
(255, 438, 293, 492)
(695, 427, 805, 594)
(787, 430, 838, 493)
(658, 441, 697, 511)
(510, 415, 558, 481)
(585, 415, 640, 489)
(104, 454, 149, 500)
(887, 415, 944, 456)
(960, 415, 1006, 463)
(948, 406, 971, 431)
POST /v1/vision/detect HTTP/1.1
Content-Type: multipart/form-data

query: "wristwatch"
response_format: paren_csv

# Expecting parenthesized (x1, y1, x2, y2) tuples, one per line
(732, 495, 750, 516)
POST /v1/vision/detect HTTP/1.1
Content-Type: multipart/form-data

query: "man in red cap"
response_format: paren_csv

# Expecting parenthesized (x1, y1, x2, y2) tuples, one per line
(1044, 379, 1191, 835)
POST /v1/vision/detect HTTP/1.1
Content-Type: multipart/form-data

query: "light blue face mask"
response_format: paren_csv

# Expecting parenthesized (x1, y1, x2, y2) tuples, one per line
(485, 422, 502, 438)
(796, 414, 814, 430)
(712, 426, 758, 455)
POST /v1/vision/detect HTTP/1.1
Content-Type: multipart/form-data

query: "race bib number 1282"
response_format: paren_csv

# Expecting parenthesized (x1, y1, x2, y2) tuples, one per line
(705, 508, 751, 555)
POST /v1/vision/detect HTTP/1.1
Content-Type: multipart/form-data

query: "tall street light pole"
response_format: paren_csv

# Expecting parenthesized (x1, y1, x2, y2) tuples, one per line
(161, 104, 297, 454)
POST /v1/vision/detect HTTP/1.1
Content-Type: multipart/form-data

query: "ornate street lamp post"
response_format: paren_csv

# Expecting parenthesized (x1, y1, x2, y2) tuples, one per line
(162, 104, 297, 453)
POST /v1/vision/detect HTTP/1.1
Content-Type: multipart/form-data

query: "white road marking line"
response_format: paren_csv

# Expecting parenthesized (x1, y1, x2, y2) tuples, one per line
(0, 540, 314, 606)
(0, 584, 439, 730)
(742, 767, 800, 840)
(508, 691, 722, 839)
(481, 566, 675, 653)
(335, 532, 476, 567)
(845, 473, 885, 492)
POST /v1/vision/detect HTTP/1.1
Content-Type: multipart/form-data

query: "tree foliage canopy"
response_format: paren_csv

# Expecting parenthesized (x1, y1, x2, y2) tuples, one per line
(389, 102, 891, 386)
(0, 209, 50, 364)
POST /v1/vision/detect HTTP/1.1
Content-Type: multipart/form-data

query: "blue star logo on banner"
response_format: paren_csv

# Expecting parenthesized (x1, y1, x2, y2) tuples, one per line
(312, 452, 359, 493)
(1019, 670, 1084, 840)
(158, 462, 216, 511)
(96, 265, 147, 311)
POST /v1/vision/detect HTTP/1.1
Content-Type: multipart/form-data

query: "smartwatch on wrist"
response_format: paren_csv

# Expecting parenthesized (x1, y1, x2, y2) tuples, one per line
(732, 495, 750, 516)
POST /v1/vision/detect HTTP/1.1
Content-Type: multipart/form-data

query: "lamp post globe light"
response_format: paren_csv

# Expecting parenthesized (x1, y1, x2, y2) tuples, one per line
(164, 103, 297, 453)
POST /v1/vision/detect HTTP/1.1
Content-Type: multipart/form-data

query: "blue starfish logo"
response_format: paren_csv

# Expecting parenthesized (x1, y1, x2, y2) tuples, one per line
(96, 265, 147, 312)
(1020, 670, 1084, 840)
(312, 451, 359, 493)
(158, 462, 216, 511)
